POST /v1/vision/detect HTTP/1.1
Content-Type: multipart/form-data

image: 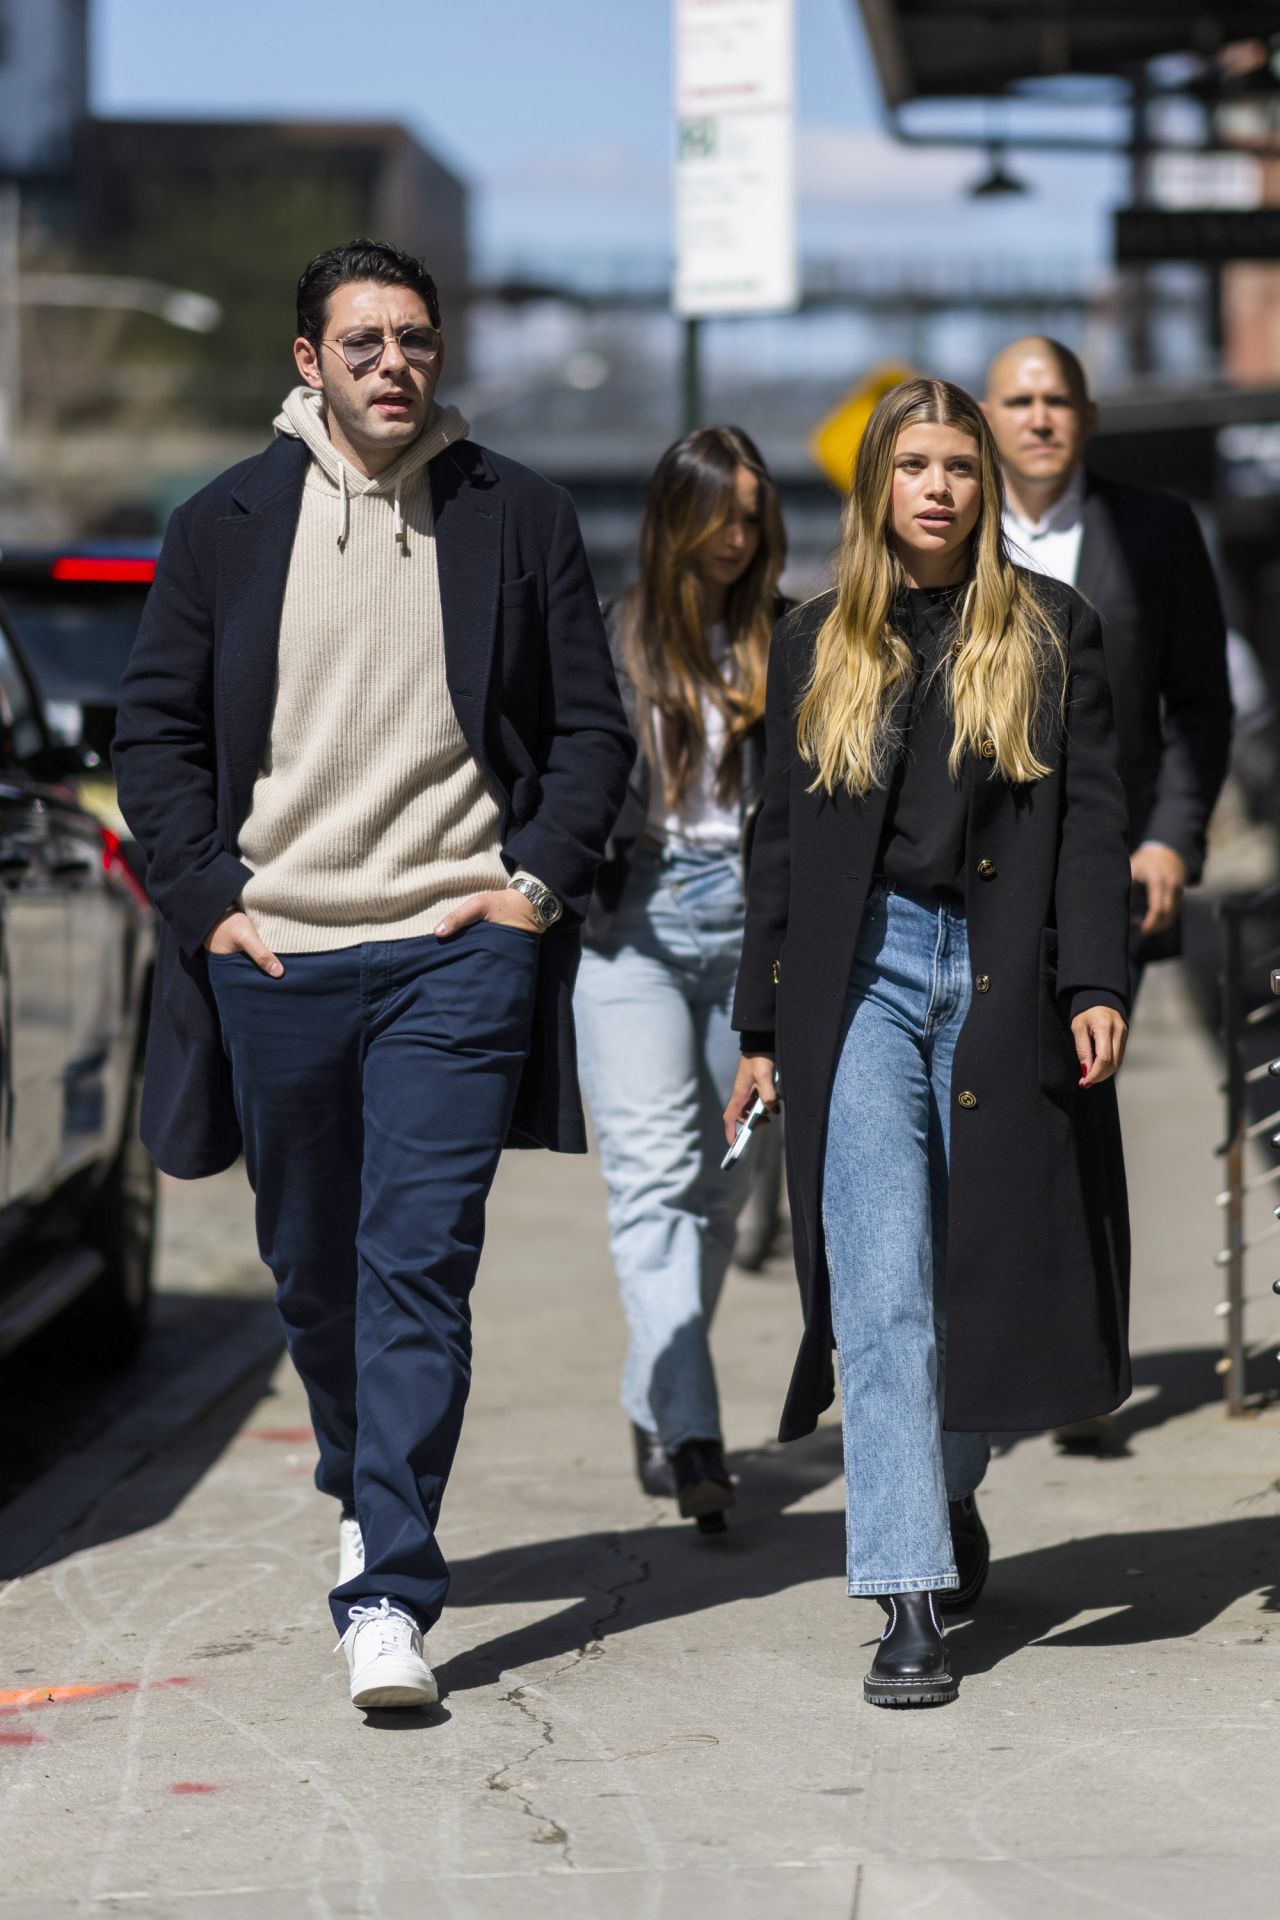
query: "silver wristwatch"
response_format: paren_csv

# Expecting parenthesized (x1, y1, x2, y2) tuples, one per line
(507, 873, 562, 928)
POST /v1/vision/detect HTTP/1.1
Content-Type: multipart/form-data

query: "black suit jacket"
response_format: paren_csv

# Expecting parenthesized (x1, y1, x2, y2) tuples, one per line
(113, 432, 634, 1178)
(1077, 473, 1231, 884)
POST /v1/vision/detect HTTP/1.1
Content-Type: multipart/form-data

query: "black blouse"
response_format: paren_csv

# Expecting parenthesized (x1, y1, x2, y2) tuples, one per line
(873, 583, 1124, 1025)
(876, 586, 967, 908)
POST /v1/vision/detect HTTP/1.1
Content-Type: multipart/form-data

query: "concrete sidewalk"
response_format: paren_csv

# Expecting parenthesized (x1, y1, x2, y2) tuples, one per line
(1, 963, 1278, 1919)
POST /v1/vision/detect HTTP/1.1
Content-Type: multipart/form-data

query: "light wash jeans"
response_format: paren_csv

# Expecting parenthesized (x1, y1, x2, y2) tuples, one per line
(576, 842, 749, 1452)
(823, 886, 990, 1596)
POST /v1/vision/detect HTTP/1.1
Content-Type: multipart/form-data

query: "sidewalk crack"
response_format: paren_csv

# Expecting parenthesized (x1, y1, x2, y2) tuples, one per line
(581, 1530, 651, 1658)
(484, 1532, 652, 1865)
(486, 1682, 574, 1866)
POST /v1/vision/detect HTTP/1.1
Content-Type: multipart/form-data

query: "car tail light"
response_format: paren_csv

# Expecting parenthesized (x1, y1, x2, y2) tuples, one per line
(52, 557, 157, 584)
(101, 827, 150, 909)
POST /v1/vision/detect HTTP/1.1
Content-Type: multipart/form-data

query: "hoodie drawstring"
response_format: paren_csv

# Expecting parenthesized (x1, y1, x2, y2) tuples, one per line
(273, 386, 467, 549)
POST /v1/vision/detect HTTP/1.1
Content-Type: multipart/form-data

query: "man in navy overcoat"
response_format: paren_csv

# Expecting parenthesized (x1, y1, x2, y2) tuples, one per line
(114, 240, 633, 1711)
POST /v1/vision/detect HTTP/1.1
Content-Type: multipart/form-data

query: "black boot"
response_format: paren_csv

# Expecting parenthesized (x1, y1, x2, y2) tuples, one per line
(864, 1591, 957, 1708)
(940, 1493, 989, 1612)
(671, 1439, 735, 1522)
(632, 1423, 675, 1498)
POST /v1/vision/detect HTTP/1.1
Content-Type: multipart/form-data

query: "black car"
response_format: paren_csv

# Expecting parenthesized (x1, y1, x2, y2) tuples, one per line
(0, 544, 157, 874)
(0, 595, 158, 1364)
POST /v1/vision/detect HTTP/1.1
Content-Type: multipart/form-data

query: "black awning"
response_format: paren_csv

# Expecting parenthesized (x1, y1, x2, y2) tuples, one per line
(857, 2, 1280, 107)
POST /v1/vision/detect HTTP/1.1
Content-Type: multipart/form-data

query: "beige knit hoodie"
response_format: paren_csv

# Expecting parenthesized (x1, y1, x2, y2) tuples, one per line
(237, 386, 509, 951)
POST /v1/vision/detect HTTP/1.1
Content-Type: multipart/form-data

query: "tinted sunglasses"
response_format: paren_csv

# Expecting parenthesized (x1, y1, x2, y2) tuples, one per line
(323, 325, 442, 375)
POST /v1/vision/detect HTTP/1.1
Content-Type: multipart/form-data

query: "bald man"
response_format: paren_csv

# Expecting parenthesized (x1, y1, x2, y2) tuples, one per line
(985, 337, 1231, 954)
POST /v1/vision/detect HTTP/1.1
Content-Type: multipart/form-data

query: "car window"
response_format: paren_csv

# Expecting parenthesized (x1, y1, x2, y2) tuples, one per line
(0, 624, 47, 766)
(0, 588, 146, 705)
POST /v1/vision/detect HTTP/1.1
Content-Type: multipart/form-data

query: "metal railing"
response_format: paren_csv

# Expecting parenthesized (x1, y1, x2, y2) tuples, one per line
(1216, 883, 1280, 1414)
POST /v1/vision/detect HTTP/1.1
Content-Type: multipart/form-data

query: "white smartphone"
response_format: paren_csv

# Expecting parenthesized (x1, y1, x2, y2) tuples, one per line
(721, 1091, 773, 1170)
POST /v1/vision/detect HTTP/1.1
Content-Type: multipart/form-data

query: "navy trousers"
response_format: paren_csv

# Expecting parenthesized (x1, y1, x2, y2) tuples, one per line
(208, 923, 539, 1635)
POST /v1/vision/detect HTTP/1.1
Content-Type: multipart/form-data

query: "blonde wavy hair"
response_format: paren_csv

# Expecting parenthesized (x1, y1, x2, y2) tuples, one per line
(796, 376, 1062, 796)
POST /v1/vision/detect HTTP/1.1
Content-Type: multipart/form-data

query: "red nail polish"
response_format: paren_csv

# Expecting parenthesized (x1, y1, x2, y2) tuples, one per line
(1079, 1063, 1088, 1083)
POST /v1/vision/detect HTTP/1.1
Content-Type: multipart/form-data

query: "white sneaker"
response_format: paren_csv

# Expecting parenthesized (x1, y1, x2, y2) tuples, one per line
(338, 1512, 365, 1585)
(337, 1598, 438, 1711)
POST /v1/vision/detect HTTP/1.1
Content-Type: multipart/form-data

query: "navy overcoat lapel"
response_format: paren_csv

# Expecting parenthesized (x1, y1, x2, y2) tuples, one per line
(1077, 476, 1122, 610)
(215, 437, 307, 833)
(431, 443, 504, 774)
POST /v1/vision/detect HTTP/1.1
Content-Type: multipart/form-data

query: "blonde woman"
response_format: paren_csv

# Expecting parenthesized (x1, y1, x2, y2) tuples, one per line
(724, 378, 1131, 1705)
(579, 426, 788, 1531)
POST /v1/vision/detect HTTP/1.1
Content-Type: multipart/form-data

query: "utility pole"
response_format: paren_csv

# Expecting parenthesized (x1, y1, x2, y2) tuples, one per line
(0, 182, 20, 471)
(681, 315, 702, 434)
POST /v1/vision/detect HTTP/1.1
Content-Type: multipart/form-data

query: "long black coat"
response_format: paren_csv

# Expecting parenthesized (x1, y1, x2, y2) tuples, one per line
(732, 576, 1133, 1440)
(1078, 473, 1231, 883)
(113, 433, 634, 1179)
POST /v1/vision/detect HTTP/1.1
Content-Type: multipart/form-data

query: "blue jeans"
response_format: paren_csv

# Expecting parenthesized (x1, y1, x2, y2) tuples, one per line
(208, 923, 538, 1633)
(576, 843, 748, 1451)
(823, 887, 990, 1596)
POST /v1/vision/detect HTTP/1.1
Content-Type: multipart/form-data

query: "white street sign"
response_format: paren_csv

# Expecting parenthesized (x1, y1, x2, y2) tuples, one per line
(674, 0, 798, 318)
(676, 0, 794, 116)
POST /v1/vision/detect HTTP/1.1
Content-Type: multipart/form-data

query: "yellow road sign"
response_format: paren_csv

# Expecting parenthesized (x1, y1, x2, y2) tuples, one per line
(808, 362, 917, 494)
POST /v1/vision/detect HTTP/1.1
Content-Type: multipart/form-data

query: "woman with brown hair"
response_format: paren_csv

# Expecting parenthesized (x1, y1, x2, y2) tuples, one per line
(725, 377, 1131, 1703)
(578, 425, 788, 1531)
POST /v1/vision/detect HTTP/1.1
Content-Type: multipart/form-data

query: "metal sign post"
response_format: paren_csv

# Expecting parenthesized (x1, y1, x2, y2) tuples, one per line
(673, 0, 798, 429)
(0, 183, 19, 469)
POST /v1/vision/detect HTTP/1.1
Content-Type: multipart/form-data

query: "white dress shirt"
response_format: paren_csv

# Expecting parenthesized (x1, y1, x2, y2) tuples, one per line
(1001, 469, 1086, 587)
(1003, 468, 1172, 865)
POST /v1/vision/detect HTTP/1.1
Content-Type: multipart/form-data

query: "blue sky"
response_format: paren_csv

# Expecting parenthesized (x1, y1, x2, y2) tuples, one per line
(93, 0, 1126, 277)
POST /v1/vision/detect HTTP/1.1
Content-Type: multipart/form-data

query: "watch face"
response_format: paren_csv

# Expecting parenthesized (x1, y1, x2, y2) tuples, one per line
(538, 898, 559, 926)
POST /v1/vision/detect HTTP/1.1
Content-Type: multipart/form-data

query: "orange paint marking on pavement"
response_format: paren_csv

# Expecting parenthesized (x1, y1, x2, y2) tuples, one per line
(0, 1731, 47, 1745)
(0, 1677, 191, 1714)
(170, 1782, 219, 1794)
(246, 1427, 314, 1444)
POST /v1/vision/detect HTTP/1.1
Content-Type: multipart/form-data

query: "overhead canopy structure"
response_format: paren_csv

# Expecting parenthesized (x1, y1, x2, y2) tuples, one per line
(856, 1, 1280, 107)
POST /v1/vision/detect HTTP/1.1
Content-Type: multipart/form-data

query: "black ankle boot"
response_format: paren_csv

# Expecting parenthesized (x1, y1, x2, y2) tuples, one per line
(864, 1591, 957, 1708)
(632, 1423, 675, 1498)
(940, 1493, 989, 1612)
(670, 1439, 735, 1521)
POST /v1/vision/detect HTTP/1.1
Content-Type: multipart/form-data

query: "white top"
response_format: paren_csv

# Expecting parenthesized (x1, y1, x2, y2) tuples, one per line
(1002, 468, 1086, 588)
(646, 622, 741, 854)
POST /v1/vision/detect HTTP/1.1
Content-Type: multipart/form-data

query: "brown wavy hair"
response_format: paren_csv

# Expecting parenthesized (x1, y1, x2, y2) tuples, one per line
(796, 376, 1061, 796)
(623, 425, 787, 810)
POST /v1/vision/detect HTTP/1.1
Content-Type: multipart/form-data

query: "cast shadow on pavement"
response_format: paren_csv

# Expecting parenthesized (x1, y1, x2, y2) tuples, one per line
(0, 1297, 284, 1583)
(992, 1343, 1280, 1463)
(947, 1513, 1280, 1676)
(436, 1424, 1280, 1697)
(436, 1425, 848, 1696)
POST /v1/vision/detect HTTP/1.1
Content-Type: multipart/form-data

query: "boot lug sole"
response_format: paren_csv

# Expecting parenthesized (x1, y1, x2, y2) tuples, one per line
(863, 1674, 958, 1708)
(676, 1479, 736, 1519)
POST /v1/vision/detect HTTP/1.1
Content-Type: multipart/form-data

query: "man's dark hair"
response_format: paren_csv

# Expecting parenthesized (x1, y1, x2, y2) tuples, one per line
(296, 239, 442, 344)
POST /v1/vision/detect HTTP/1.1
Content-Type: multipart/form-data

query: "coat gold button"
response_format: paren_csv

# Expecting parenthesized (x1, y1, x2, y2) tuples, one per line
(771, 960, 781, 985)
(976, 858, 996, 880)
(975, 974, 990, 993)
(958, 1090, 978, 1109)
(979, 738, 997, 760)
